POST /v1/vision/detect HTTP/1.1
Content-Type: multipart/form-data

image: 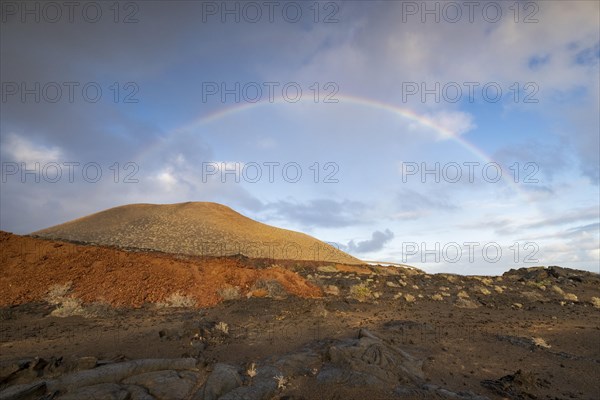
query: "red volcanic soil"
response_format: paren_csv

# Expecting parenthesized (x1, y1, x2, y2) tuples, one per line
(0, 231, 321, 308)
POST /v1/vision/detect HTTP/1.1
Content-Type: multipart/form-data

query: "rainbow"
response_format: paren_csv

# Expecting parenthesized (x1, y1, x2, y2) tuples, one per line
(137, 94, 528, 199)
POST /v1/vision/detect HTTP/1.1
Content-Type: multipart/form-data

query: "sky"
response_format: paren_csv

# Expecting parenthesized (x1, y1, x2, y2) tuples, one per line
(1, 0, 598, 275)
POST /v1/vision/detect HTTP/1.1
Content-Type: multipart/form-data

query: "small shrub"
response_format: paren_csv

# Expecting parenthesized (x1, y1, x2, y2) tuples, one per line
(551, 285, 564, 295)
(563, 293, 578, 302)
(219, 286, 241, 301)
(350, 284, 372, 302)
(591, 297, 600, 308)
(274, 375, 288, 390)
(454, 298, 479, 309)
(480, 278, 493, 286)
(247, 362, 258, 378)
(494, 285, 504, 294)
(215, 321, 229, 335)
(532, 337, 551, 349)
(251, 279, 285, 298)
(404, 294, 416, 303)
(457, 290, 470, 299)
(157, 292, 197, 308)
(51, 298, 86, 317)
(324, 285, 340, 296)
(317, 265, 338, 273)
(431, 294, 444, 301)
(46, 282, 73, 305)
(479, 287, 491, 295)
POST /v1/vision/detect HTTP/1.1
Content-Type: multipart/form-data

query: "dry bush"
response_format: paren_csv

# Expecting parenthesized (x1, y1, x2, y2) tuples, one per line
(324, 285, 340, 296)
(157, 291, 197, 308)
(551, 285, 564, 295)
(457, 290, 470, 299)
(494, 285, 504, 294)
(480, 278, 494, 286)
(454, 298, 479, 309)
(215, 321, 229, 335)
(46, 281, 73, 305)
(403, 294, 416, 303)
(218, 286, 241, 301)
(50, 298, 86, 317)
(591, 297, 600, 308)
(563, 293, 578, 302)
(532, 337, 551, 349)
(317, 265, 338, 273)
(251, 279, 285, 298)
(46, 281, 94, 318)
(431, 294, 444, 301)
(349, 284, 372, 302)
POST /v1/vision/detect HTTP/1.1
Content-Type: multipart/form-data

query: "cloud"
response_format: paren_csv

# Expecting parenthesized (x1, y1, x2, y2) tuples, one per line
(425, 110, 476, 138)
(522, 207, 599, 230)
(566, 223, 600, 235)
(344, 229, 395, 254)
(493, 139, 572, 183)
(261, 198, 366, 228)
(391, 189, 457, 220)
(0, 133, 63, 163)
(470, 207, 599, 236)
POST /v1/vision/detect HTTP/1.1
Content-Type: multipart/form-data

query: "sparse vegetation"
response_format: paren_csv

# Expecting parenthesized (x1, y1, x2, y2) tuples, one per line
(218, 286, 241, 301)
(403, 294, 416, 303)
(317, 265, 338, 273)
(457, 290, 470, 299)
(431, 293, 444, 301)
(350, 284, 372, 302)
(324, 285, 340, 296)
(551, 285, 565, 295)
(478, 287, 491, 295)
(251, 279, 285, 298)
(246, 362, 257, 379)
(46, 281, 73, 305)
(480, 278, 494, 286)
(563, 293, 578, 302)
(274, 374, 288, 390)
(215, 321, 229, 335)
(45, 282, 93, 318)
(591, 297, 600, 308)
(50, 297, 88, 318)
(532, 337, 551, 349)
(157, 291, 197, 308)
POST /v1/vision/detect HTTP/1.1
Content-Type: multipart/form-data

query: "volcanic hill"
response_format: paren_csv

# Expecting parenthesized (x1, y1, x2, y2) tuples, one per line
(32, 202, 361, 264)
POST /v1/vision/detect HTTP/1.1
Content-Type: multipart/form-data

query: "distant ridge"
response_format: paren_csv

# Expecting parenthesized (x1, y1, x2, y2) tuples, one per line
(32, 202, 362, 264)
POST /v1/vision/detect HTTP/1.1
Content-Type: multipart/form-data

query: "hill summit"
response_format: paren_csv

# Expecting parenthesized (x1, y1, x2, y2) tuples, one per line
(32, 202, 361, 264)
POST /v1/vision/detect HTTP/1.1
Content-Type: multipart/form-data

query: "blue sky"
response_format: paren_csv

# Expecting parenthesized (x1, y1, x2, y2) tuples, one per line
(1, 1, 598, 275)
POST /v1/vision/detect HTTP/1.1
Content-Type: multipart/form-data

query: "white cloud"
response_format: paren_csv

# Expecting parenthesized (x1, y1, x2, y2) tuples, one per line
(156, 168, 178, 191)
(1, 133, 63, 164)
(425, 110, 476, 138)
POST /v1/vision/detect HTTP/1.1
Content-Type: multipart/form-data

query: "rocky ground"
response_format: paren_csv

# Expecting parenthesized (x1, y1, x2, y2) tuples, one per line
(1, 233, 599, 399)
